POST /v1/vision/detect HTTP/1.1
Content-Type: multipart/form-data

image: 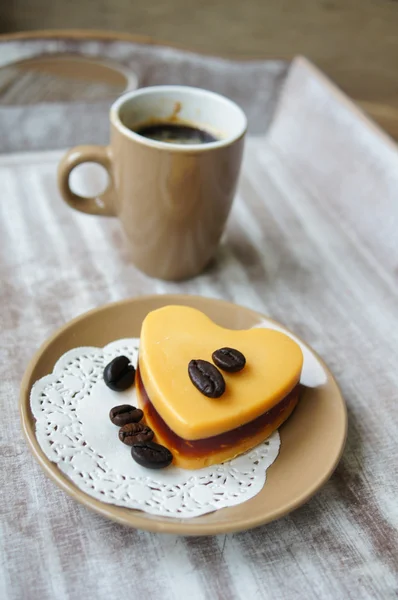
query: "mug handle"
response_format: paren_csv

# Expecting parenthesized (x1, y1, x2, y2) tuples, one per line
(57, 145, 116, 216)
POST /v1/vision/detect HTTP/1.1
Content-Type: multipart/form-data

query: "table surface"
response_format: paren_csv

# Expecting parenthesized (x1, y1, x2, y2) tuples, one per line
(1, 52, 398, 600)
(2, 25, 398, 140)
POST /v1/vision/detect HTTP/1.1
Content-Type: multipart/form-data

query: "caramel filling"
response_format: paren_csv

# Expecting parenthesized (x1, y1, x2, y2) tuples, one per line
(136, 366, 299, 458)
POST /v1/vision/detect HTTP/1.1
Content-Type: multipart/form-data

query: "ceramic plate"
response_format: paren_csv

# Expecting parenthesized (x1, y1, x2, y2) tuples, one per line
(20, 295, 347, 535)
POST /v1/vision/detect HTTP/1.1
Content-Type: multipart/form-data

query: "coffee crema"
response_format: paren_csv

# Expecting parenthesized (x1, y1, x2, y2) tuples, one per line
(133, 121, 219, 145)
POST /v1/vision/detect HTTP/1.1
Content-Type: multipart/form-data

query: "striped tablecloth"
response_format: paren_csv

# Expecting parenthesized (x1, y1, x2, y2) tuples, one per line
(1, 58, 397, 599)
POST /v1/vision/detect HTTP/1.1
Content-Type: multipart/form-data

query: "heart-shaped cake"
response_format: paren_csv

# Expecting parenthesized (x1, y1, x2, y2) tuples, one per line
(136, 306, 303, 469)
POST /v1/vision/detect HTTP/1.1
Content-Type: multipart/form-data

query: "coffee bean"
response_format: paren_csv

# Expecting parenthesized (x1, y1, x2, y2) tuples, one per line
(104, 356, 135, 391)
(188, 359, 225, 398)
(119, 423, 154, 445)
(212, 347, 246, 372)
(131, 441, 173, 469)
(109, 404, 143, 426)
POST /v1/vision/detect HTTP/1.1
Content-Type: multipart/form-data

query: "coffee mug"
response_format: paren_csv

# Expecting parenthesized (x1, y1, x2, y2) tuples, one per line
(58, 86, 247, 280)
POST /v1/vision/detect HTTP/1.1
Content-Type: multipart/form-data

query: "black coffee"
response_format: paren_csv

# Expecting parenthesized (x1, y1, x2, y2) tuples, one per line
(134, 121, 219, 145)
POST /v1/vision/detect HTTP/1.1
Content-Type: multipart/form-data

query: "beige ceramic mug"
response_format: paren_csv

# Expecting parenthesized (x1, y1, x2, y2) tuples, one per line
(58, 86, 247, 280)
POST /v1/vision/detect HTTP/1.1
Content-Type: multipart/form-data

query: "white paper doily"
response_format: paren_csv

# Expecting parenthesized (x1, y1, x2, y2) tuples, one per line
(30, 320, 325, 518)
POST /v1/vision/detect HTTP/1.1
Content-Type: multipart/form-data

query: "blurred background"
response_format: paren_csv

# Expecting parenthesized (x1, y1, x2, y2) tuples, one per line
(1, 0, 398, 140)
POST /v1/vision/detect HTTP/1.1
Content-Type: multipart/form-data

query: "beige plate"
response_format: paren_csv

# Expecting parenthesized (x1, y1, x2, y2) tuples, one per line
(20, 295, 347, 535)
